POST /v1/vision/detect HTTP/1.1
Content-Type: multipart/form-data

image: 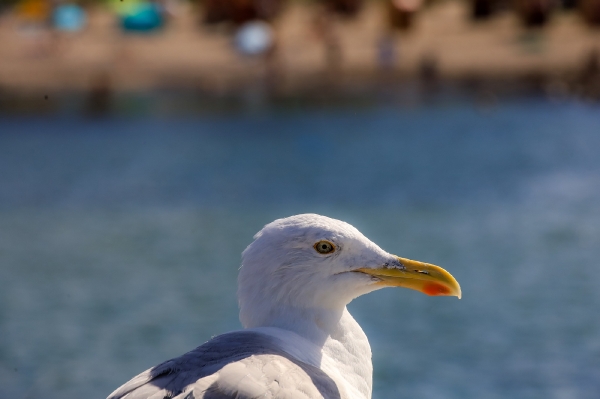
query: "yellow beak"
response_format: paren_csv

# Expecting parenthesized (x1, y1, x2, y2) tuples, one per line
(356, 257, 462, 299)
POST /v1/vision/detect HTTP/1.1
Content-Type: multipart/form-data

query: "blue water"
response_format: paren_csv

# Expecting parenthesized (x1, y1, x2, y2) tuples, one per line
(1, 100, 599, 399)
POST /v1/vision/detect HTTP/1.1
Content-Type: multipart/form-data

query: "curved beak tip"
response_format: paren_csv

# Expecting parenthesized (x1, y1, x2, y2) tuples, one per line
(360, 256, 462, 300)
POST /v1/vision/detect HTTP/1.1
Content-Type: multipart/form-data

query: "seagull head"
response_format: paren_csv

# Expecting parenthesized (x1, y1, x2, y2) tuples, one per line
(238, 214, 461, 329)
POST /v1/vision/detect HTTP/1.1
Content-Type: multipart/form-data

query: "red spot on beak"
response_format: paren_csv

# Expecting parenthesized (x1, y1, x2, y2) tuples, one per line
(423, 282, 451, 296)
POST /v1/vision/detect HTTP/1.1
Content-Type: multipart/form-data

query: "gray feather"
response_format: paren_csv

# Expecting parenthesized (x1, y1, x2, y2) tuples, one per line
(107, 331, 341, 399)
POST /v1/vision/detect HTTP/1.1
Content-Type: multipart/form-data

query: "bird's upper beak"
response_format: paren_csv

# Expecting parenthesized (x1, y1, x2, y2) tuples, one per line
(356, 257, 462, 299)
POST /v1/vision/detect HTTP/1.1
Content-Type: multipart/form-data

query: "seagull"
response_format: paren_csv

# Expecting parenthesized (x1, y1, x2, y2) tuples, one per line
(107, 214, 461, 399)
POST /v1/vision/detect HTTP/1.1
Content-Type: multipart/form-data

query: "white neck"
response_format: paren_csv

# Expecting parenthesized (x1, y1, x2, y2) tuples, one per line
(246, 305, 373, 399)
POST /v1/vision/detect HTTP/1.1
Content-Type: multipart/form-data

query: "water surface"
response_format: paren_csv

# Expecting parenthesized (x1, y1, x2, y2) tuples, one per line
(1, 100, 599, 399)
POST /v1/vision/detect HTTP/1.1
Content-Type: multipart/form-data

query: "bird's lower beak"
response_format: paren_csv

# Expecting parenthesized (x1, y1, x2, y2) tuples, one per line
(356, 257, 462, 299)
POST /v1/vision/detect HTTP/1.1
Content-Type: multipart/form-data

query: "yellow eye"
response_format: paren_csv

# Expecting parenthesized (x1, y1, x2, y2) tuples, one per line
(314, 240, 335, 254)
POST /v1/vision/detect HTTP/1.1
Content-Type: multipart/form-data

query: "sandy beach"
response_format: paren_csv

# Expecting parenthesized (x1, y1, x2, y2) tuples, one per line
(0, 1, 599, 95)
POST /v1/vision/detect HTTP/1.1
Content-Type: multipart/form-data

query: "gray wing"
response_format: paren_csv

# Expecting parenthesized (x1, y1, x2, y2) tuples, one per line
(107, 331, 341, 399)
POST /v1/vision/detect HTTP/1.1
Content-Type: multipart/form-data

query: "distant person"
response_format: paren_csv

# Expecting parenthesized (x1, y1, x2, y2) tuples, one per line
(387, 0, 424, 31)
(201, 0, 283, 26)
(560, 0, 577, 9)
(580, 0, 600, 26)
(52, 3, 87, 32)
(322, 0, 363, 17)
(86, 72, 112, 117)
(582, 48, 599, 78)
(579, 48, 600, 98)
(120, 2, 165, 32)
(230, 0, 258, 25)
(234, 20, 274, 55)
(516, 0, 554, 27)
(418, 51, 440, 101)
(377, 31, 396, 71)
(419, 52, 438, 84)
(14, 0, 54, 57)
(255, 0, 283, 21)
(471, 0, 496, 20)
(15, 0, 51, 28)
(264, 27, 281, 94)
(202, 0, 231, 24)
(312, 5, 342, 75)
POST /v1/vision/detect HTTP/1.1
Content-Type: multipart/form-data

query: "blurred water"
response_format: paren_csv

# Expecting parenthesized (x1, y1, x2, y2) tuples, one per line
(0, 100, 599, 399)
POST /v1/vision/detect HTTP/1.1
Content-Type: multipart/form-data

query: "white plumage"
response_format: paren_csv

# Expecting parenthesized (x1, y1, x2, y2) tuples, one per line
(108, 214, 461, 399)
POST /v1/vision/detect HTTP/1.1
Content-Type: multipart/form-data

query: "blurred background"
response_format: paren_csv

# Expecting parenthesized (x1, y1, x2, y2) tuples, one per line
(1, 0, 600, 399)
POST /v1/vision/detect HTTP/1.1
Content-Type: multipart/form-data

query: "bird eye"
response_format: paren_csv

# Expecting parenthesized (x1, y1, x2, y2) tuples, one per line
(314, 240, 335, 254)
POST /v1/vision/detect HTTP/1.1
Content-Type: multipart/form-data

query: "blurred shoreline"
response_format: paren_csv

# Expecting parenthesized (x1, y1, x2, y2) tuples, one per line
(1, 0, 600, 114)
